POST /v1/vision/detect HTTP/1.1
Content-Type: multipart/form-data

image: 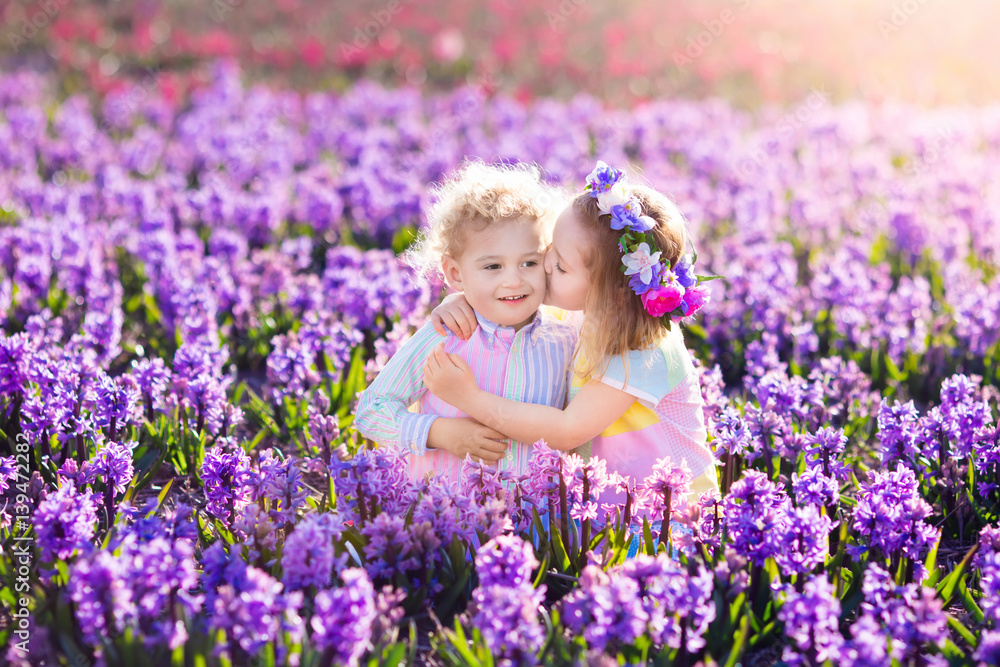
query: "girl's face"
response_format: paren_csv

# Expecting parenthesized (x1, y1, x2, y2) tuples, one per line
(543, 207, 592, 312)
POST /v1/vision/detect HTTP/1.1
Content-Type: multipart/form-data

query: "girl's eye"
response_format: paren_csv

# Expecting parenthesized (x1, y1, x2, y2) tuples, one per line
(555, 262, 566, 274)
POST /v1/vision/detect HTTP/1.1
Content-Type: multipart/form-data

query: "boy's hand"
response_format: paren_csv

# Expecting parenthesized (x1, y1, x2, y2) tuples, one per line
(423, 343, 480, 412)
(427, 417, 507, 464)
(431, 292, 477, 340)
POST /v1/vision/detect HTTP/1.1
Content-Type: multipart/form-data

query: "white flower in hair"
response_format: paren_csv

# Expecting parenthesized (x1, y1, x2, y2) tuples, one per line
(622, 243, 662, 284)
(597, 181, 629, 213)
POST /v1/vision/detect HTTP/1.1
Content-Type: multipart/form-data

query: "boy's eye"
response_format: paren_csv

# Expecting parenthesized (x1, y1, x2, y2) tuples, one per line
(484, 264, 500, 270)
(523, 260, 538, 267)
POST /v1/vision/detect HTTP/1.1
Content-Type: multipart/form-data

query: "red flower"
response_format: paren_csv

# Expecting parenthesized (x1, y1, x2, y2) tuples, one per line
(641, 283, 685, 317)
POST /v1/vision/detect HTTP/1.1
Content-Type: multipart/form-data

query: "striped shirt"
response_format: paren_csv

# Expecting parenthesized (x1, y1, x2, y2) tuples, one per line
(354, 308, 578, 483)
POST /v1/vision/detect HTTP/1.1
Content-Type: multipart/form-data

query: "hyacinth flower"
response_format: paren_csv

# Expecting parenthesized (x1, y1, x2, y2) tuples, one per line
(80, 439, 135, 525)
(209, 564, 305, 664)
(200, 441, 257, 527)
(330, 446, 414, 526)
(32, 481, 99, 568)
(70, 533, 203, 652)
(850, 464, 940, 583)
(254, 448, 309, 527)
(561, 554, 716, 663)
(311, 568, 378, 667)
(448, 534, 546, 666)
(638, 456, 693, 553)
(775, 575, 844, 667)
(519, 441, 618, 575)
(845, 563, 949, 663)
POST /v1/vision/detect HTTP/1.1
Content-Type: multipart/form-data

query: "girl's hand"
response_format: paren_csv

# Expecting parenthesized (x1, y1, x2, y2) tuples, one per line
(423, 343, 479, 411)
(431, 292, 477, 340)
(427, 417, 508, 464)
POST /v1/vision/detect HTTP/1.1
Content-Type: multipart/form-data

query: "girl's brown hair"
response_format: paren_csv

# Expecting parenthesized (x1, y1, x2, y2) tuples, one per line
(571, 182, 689, 381)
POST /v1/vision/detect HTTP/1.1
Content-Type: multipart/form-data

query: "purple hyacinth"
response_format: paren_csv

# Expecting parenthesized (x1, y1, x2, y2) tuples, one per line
(713, 405, 755, 457)
(776, 576, 844, 667)
(209, 565, 302, 657)
(33, 482, 98, 563)
(850, 563, 948, 662)
(92, 372, 141, 441)
(0, 332, 31, 414)
(618, 554, 717, 652)
(282, 512, 343, 591)
(311, 568, 378, 667)
(561, 564, 647, 652)
(774, 505, 835, 577)
(118, 534, 203, 649)
(476, 534, 537, 589)
(360, 512, 420, 581)
(676, 490, 724, 555)
(841, 610, 890, 667)
(976, 524, 1000, 625)
(81, 439, 135, 496)
(804, 426, 851, 480)
(201, 441, 257, 526)
(470, 535, 546, 665)
(876, 400, 923, 466)
(791, 467, 840, 508)
(330, 446, 415, 525)
(975, 630, 1000, 666)
(130, 356, 172, 419)
(68, 549, 136, 646)
(723, 470, 790, 566)
(850, 465, 939, 580)
(0, 456, 17, 495)
(255, 449, 309, 526)
(265, 330, 320, 402)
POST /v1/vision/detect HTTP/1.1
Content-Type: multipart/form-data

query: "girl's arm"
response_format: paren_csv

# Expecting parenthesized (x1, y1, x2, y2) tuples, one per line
(431, 292, 478, 340)
(355, 324, 507, 462)
(423, 343, 636, 451)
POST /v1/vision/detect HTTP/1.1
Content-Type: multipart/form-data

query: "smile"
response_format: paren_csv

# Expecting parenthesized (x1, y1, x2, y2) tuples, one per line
(498, 295, 527, 302)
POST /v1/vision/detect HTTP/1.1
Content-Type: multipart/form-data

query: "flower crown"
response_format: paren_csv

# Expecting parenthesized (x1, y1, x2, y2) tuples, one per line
(584, 161, 719, 328)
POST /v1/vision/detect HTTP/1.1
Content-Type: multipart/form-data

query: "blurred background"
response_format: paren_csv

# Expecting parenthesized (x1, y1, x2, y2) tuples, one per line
(3, 0, 999, 108)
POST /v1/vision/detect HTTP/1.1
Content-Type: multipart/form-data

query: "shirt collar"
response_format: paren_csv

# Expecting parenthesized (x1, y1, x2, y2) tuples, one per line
(474, 309, 545, 347)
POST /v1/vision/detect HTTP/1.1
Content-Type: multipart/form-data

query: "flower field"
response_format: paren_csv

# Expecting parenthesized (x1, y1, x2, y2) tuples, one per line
(0, 58, 999, 666)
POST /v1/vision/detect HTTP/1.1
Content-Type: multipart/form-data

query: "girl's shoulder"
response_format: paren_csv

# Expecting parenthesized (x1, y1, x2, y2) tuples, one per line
(599, 327, 695, 406)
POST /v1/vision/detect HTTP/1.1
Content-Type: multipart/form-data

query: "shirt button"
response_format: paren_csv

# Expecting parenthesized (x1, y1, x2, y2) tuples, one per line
(506, 453, 514, 461)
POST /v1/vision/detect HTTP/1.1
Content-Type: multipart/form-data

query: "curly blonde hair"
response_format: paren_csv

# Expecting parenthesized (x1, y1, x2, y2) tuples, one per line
(405, 160, 564, 282)
(572, 182, 690, 382)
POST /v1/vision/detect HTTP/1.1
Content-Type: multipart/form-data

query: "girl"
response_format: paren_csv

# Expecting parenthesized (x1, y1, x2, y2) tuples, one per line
(423, 161, 719, 554)
(353, 160, 578, 484)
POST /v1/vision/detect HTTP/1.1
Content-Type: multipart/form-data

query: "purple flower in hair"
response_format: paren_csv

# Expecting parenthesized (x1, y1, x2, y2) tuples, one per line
(585, 160, 623, 196)
(673, 259, 697, 288)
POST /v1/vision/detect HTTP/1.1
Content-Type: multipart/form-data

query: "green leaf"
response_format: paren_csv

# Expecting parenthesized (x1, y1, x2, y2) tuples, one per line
(722, 614, 750, 667)
(946, 616, 977, 650)
(936, 542, 978, 606)
(959, 577, 985, 623)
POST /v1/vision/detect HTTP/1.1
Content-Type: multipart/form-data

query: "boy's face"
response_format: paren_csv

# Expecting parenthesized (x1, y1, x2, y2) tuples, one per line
(442, 218, 547, 330)
(542, 207, 591, 312)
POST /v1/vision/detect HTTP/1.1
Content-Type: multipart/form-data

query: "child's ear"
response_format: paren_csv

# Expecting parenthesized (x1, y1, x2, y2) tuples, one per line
(441, 255, 464, 291)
